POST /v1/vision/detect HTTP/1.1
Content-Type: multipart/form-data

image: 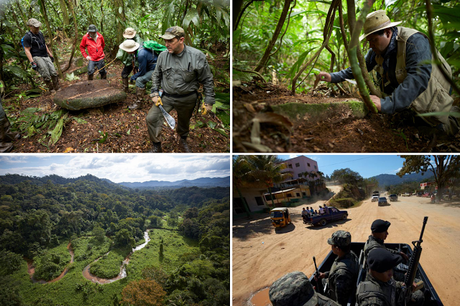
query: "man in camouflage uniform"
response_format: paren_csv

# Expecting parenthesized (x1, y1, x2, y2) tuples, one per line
(356, 248, 424, 306)
(270, 271, 340, 306)
(315, 230, 360, 306)
(364, 219, 409, 261)
(148, 26, 215, 153)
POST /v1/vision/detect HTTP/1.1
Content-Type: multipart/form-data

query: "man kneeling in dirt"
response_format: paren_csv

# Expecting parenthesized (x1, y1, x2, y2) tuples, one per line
(316, 10, 459, 136)
(116, 28, 144, 94)
(270, 271, 340, 306)
(23, 18, 59, 93)
(118, 40, 157, 110)
(147, 26, 215, 153)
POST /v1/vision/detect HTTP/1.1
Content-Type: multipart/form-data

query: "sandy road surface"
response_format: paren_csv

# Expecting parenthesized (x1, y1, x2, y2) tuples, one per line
(232, 186, 460, 306)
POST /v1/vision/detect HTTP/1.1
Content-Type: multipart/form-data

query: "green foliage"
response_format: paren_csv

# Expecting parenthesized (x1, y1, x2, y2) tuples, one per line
(33, 242, 71, 281)
(89, 248, 128, 279)
(0, 250, 23, 276)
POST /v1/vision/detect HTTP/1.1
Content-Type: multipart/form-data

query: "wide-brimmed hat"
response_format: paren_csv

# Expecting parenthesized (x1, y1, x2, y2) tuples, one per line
(159, 26, 185, 40)
(359, 10, 402, 41)
(123, 28, 136, 38)
(119, 40, 140, 52)
(27, 18, 41, 28)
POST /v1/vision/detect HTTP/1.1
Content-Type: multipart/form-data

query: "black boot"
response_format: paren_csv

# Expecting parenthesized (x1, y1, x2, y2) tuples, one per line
(122, 78, 129, 93)
(150, 142, 162, 153)
(100, 72, 107, 80)
(52, 75, 60, 91)
(179, 137, 191, 153)
(88, 74, 93, 81)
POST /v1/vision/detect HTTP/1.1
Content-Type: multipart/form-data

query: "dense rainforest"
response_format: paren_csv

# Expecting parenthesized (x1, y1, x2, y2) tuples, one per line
(0, 0, 230, 153)
(233, 0, 460, 152)
(0, 174, 230, 305)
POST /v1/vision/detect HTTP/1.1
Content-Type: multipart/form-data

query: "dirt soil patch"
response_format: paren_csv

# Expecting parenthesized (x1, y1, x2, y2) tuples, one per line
(232, 185, 460, 306)
(3, 41, 229, 153)
(233, 82, 460, 152)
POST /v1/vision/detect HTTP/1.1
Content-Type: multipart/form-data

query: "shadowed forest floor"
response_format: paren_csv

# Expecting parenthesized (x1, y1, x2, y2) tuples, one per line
(233, 81, 460, 152)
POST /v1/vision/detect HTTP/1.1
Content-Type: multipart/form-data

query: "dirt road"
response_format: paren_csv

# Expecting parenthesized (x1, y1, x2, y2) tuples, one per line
(232, 186, 460, 305)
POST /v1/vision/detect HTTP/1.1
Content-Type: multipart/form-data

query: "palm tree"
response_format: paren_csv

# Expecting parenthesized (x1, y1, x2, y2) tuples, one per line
(241, 155, 292, 207)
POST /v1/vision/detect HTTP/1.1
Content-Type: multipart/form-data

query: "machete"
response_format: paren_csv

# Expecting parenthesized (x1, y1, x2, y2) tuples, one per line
(158, 91, 175, 130)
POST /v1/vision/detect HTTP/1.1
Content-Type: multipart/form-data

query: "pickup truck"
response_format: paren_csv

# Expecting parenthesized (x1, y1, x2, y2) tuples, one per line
(304, 206, 348, 226)
(309, 242, 443, 305)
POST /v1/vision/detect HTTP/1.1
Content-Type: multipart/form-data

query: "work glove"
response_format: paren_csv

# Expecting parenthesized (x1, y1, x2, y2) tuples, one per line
(201, 102, 215, 118)
(31, 62, 38, 70)
(86, 56, 91, 61)
(49, 56, 54, 62)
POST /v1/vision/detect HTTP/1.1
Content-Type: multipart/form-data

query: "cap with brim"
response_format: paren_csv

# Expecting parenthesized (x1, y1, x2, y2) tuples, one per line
(359, 10, 402, 41)
(123, 28, 136, 38)
(88, 25, 97, 33)
(269, 271, 318, 306)
(371, 219, 391, 233)
(119, 40, 140, 53)
(327, 230, 351, 248)
(159, 26, 185, 40)
(27, 18, 41, 28)
(367, 248, 403, 273)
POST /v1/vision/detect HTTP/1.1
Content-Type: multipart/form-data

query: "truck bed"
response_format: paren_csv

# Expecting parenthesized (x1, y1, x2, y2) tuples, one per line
(309, 242, 443, 305)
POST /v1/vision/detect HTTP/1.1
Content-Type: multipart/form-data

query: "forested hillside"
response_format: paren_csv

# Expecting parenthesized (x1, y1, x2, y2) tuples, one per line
(0, 174, 230, 305)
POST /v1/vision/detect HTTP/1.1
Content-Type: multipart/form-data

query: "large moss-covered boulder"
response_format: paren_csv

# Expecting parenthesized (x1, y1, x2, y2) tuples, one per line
(54, 80, 126, 111)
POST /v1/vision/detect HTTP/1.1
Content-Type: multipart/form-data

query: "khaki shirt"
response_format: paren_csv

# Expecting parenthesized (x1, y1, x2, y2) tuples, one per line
(151, 45, 215, 105)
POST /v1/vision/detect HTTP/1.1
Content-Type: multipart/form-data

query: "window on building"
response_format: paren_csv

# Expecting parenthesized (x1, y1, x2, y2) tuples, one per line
(255, 196, 264, 206)
(287, 193, 292, 198)
(307, 163, 310, 167)
(295, 163, 300, 167)
(314, 165, 317, 169)
(296, 193, 300, 197)
(288, 164, 292, 169)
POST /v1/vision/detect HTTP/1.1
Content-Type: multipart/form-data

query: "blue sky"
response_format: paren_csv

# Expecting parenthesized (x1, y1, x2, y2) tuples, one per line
(0, 155, 230, 183)
(278, 155, 409, 178)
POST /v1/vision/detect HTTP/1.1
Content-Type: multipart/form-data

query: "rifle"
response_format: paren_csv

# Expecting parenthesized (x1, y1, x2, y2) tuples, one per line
(404, 216, 428, 301)
(313, 256, 324, 294)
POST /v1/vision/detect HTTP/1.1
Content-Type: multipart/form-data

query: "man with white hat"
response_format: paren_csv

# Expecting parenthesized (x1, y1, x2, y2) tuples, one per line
(316, 10, 458, 136)
(116, 28, 144, 93)
(147, 26, 216, 153)
(80, 25, 106, 80)
(23, 18, 59, 93)
(118, 39, 157, 110)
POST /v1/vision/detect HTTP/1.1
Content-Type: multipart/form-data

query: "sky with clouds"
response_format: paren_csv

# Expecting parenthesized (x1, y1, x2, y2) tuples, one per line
(0, 155, 230, 183)
(277, 154, 413, 178)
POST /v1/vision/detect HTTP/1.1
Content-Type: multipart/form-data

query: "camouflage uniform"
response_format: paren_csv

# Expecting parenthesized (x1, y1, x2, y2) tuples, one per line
(324, 230, 360, 306)
(269, 271, 340, 306)
(364, 235, 401, 258)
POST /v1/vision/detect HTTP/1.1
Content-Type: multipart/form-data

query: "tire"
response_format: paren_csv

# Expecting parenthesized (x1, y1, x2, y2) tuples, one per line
(319, 219, 327, 226)
(342, 214, 347, 220)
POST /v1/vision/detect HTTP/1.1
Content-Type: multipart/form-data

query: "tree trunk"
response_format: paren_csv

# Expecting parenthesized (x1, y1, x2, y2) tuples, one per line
(15, 0, 28, 32)
(39, 0, 63, 78)
(59, 0, 69, 34)
(113, 0, 125, 44)
(63, 0, 78, 72)
(347, 0, 377, 113)
(254, 0, 293, 73)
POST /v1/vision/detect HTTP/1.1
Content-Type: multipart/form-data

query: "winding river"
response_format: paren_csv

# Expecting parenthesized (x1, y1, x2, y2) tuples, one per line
(82, 230, 150, 284)
(28, 230, 150, 285)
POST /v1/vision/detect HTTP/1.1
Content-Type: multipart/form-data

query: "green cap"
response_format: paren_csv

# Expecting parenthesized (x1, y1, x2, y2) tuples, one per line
(159, 26, 185, 40)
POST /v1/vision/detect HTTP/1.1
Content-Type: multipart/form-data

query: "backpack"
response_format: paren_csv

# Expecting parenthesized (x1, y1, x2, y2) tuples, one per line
(20, 32, 30, 50)
(143, 40, 167, 55)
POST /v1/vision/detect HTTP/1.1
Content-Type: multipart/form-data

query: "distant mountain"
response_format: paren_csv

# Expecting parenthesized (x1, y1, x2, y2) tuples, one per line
(372, 172, 434, 188)
(0, 173, 120, 187)
(119, 176, 230, 189)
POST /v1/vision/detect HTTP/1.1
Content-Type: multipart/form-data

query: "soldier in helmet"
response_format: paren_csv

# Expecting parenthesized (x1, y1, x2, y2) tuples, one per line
(314, 230, 360, 306)
(356, 248, 424, 306)
(270, 271, 340, 306)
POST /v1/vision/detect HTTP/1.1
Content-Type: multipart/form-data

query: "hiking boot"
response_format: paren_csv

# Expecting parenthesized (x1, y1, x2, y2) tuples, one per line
(122, 78, 129, 93)
(0, 142, 13, 153)
(88, 74, 93, 81)
(179, 137, 191, 153)
(150, 142, 162, 153)
(52, 75, 60, 91)
(44, 79, 55, 94)
(129, 87, 146, 110)
(100, 72, 107, 79)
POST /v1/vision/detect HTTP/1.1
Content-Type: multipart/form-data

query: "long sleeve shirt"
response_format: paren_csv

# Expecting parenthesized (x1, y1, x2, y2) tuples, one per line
(116, 34, 144, 67)
(130, 48, 157, 81)
(330, 28, 432, 114)
(80, 32, 105, 62)
(151, 45, 215, 105)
